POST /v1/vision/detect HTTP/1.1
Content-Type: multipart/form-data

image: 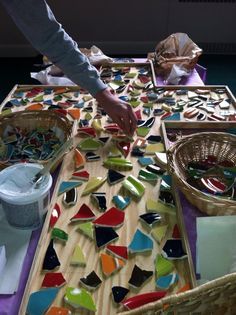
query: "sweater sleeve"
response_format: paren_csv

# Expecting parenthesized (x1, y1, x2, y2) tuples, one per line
(0, 0, 107, 96)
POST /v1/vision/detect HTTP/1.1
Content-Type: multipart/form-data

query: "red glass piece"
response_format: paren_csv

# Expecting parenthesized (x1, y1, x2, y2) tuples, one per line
(122, 291, 167, 310)
(77, 127, 96, 137)
(72, 170, 89, 181)
(41, 272, 66, 288)
(106, 244, 128, 260)
(58, 102, 71, 109)
(134, 109, 142, 120)
(49, 203, 61, 228)
(229, 114, 236, 121)
(54, 109, 67, 116)
(93, 207, 125, 228)
(207, 177, 227, 192)
(140, 96, 149, 103)
(70, 203, 96, 222)
(203, 155, 217, 166)
(117, 141, 130, 158)
(200, 178, 216, 194)
(161, 112, 172, 120)
(104, 124, 120, 133)
(172, 224, 181, 238)
(138, 75, 151, 84)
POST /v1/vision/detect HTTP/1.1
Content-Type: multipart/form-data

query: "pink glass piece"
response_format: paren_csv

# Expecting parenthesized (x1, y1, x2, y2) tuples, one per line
(41, 272, 66, 288)
(93, 207, 125, 228)
(140, 96, 149, 103)
(122, 291, 167, 310)
(106, 244, 128, 260)
(134, 109, 142, 120)
(49, 203, 61, 228)
(70, 203, 96, 222)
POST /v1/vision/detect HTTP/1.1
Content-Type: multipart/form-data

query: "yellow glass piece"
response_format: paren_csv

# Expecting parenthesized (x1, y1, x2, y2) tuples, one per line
(146, 199, 176, 216)
(70, 244, 86, 266)
(151, 224, 168, 244)
(91, 119, 104, 132)
(82, 176, 106, 196)
(145, 143, 165, 155)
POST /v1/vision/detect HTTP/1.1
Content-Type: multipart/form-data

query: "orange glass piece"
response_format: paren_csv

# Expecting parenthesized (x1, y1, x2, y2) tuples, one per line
(100, 253, 125, 277)
(177, 283, 191, 293)
(26, 103, 43, 110)
(68, 109, 81, 120)
(74, 148, 85, 169)
(54, 87, 69, 95)
(46, 306, 71, 315)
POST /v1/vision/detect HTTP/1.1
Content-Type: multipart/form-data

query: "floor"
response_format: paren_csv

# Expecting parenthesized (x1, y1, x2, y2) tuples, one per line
(0, 54, 236, 103)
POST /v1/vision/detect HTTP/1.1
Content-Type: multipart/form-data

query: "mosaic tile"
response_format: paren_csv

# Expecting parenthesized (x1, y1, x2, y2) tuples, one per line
(116, 141, 131, 158)
(136, 126, 150, 137)
(138, 157, 154, 167)
(74, 148, 86, 169)
(172, 224, 181, 238)
(70, 203, 96, 222)
(146, 164, 166, 175)
(58, 181, 82, 195)
(64, 287, 96, 312)
(128, 229, 153, 253)
(122, 175, 145, 198)
(72, 170, 89, 181)
(122, 291, 167, 310)
(112, 286, 129, 303)
(42, 239, 61, 271)
(155, 152, 167, 168)
(41, 272, 66, 288)
(91, 119, 104, 133)
(138, 169, 158, 183)
(80, 271, 102, 291)
(151, 224, 168, 244)
(93, 207, 125, 228)
(77, 126, 96, 137)
(146, 135, 162, 143)
(95, 226, 119, 248)
(146, 199, 176, 216)
(156, 273, 179, 289)
(108, 145, 122, 157)
(100, 252, 125, 277)
(91, 192, 107, 211)
(107, 169, 125, 185)
(155, 254, 174, 277)
(67, 108, 80, 120)
(139, 212, 161, 227)
(85, 152, 101, 161)
(159, 191, 175, 206)
(77, 138, 102, 151)
(107, 244, 128, 260)
(103, 157, 133, 171)
(81, 176, 106, 196)
(62, 187, 77, 207)
(162, 239, 187, 260)
(128, 264, 153, 288)
(45, 306, 71, 315)
(145, 143, 165, 154)
(27, 288, 59, 315)
(112, 195, 131, 210)
(49, 203, 61, 228)
(70, 244, 86, 266)
(51, 228, 68, 243)
(76, 222, 94, 240)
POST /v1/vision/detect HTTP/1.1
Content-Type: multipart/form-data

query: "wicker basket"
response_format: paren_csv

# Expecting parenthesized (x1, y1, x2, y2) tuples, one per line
(0, 110, 72, 168)
(167, 132, 236, 216)
(119, 272, 236, 315)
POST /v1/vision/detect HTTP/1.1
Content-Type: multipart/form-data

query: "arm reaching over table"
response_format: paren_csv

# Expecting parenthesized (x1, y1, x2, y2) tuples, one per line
(0, 0, 137, 135)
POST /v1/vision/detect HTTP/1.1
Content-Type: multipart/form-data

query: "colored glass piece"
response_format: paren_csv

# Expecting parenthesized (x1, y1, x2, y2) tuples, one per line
(146, 163, 166, 175)
(145, 143, 165, 154)
(133, 137, 147, 149)
(41, 272, 66, 288)
(128, 264, 153, 288)
(91, 192, 107, 211)
(74, 148, 86, 169)
(77, 138, 102, 151)
(151, 224, 168, 244)
(95, 226, 119, 248)
(131, 147, 145, 157)
(172, 224, 181, 238)
(107, 244, 128, 260)
(122, 175, 145, 198)
(49, 203, 61, 228)
(77, 127, 96, 137)
(26, 103, 43, 111)
(58, 181, 82, 195)
(134, 109, 142, 120)
(116, 141, 130, 158)
(51, 228, 68, 242)
(76, 222, 94, 239)
(80, 271, 102, 290)
(146, 135, 162, 143)
(45, 306, 71, 315)
(42, 239, 60, 271)
(107, 169, 125, 185)
(62, 188, 77, 207)
(112, 286, 129, 303)
(138, 157, 154, 167)
(155, 152, 167, 168)
(139, 212, 161, 227)
(162, 239, 187, 259)
(85, 152, 101, 161)
(136, 127, 150, 137)
(128, 229, 153, 253)
(100, 253, 125, 277)
(160, 175, 172, 191)
(138, 117, 155, 128)
(64, 287, 96, 312)
(72, 170, 89, 181)
(81, 176, 106, 196)
(103, 157, 133, 171)
(104, 123, 120, 133)
(70, 203, 95, 222)
(68, 109, 80, 120)
(70, 244, 86, 266)
(146, 199, 176, 216)
(159, 191, 175, 206)
(156, 273, 179, 289)
(138, 169, 158, 183)
(93, 207, 125, 228)
(122, 291, 167, 310)
(27, 288, 59, 315)
(112, 195, 131, 210)
(155, 254, 174, 277)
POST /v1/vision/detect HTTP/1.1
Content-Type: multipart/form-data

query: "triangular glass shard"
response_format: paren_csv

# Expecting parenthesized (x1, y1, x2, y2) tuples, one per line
(159, 190, 175, 206)
(80, 271, 102, 291)
(94, 226, 119, 248)
(77, 138, 102, 151)
(156, 273, 179, 289)
(100, 253, 125, 277)
(162, 239, 187, 260)
(64, 287, 96, 312)
(146, 135, 162, 143)
(74, 148, 86, 169)
(93, 207, 125, 228)
(41, 272, 66, 288)
(106, 244, 128, 260)
(67, 108, 81, 120)
(70, 203, 95, 222)
(42, 239, 61, 271)
(136, 127, 150, 138)
(128, 229, 153, 253)
(112, 286, 129, 303)
(27, 287, 59, 315)
(76, 222, 94, 240)
(172, 224, 181, 238)
(85, 151, 101, 161)
(128, 264, 153, 288)
(107, 169, 125, 185)
(155, 254, 174, 277)
(70, 244, 86, 266)
(139, 212, 162, 227)
(116, 141, 131, 158)
(58, 181, 82, 195)
(72, 170, 89, 181)
(82, 176, 106, 196)
(138, 169, 158, 183)
(151, 224, 168, 244)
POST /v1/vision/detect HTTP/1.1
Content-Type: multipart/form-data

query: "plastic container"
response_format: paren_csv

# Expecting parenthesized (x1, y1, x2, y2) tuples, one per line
(0, 163, 52, 230)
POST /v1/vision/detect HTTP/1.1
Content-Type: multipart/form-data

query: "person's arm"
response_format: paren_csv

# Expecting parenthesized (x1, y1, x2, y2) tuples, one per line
(1, 0, 137, 135)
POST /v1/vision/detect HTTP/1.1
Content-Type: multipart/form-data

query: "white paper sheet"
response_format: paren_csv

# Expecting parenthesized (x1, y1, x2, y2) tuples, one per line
(0, 205, 31, 294)
(197, 215, 236, 281)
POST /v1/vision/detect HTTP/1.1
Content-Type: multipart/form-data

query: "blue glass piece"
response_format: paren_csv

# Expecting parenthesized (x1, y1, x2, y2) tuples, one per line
(43, 99, 53, 105)
(128, 229, 153, 253)
(112, 195, 131, 210)
(27, 287, 59, 315)
(44, 88, 53, 94)
(163, 112, 181, 121)
(74, 101, 85, 108)
(10, 99, 22, 106)
(156, 273, 179, 289)
(114, 74, 122, 81)
(58, 181, 82, 195)
(138, 157, 154, 167)
(119, 95, 129, 102)
(160, 175, 172, 191)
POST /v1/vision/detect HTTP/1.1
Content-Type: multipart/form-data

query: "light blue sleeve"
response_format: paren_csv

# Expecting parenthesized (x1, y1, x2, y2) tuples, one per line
(0, 0, 107, 96)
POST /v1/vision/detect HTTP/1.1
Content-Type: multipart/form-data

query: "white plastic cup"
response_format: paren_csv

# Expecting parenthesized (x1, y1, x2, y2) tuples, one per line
(0, 163, 52, 230)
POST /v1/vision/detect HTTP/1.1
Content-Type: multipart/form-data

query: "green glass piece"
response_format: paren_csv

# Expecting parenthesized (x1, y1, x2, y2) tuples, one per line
(53, 95, 62, 102)
(129, 100, 140, 108)
(77, 138, 102, 151)
(32, 95, 44, 102)
(81, 176, 106, 196)
(151, 224, 168, 243)
(51, 228, 68, 242)
(146, 199, 176, 216)
(143, 102, 154, 108)
(125, 72, 137, 78)
(155, 254, 174, 277)
(108, 145, 122, 158)
(136, 127, 150, 137)
(70, 244, 86, 266)
(130, 89, 141, 97)
(1, 109, 12, 116)
(83, 95, 93, 102)
(138, 169, 158, 182)
(85, 112, 92, 121)
(103, 157, 133, 171)
(77, 222, 94, 239)
(122, 175, 145, 198)
(64, 287, 96, 312)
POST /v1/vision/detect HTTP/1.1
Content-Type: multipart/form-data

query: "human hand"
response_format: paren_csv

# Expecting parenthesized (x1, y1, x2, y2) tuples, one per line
(95, 88, 137, 136)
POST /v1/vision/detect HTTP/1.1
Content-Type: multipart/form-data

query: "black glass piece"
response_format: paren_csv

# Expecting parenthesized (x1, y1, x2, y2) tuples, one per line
(128, 265, 153, 288)
(146, 164, 165, 175)
(146, 135, 162, 143)
(159, 191, 175, 206)
(91, 192, 107, 211)
(112, 286, 129, 303)
(80, 271, 102, 290)
(162, 239, 187, 259)
(42, 239, 60, 271)
(139, 212, 161, 226)
(94, 226, 119, 248)
(85, 152, 100, 161)
(108, 169, 125, 185)
(131, 147, 144, 157)
(63, 188, 77, 207)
